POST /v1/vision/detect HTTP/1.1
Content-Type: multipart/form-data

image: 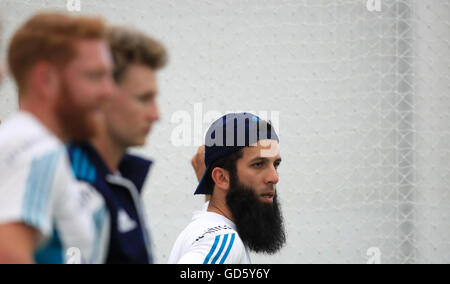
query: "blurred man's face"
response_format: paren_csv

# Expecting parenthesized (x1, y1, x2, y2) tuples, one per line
(103, 64, 160, 148)
(225, 140, 286, 254)
(55, 39, 115, 141)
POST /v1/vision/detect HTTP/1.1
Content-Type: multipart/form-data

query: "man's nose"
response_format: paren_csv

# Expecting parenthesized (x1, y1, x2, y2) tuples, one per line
(264, 165, 279, 185)
(100, 76, 116, 100)
(147, 102, 160, 123)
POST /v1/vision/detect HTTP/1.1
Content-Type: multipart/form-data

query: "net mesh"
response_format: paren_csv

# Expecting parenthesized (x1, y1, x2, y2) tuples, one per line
(0, 0, 448, 263)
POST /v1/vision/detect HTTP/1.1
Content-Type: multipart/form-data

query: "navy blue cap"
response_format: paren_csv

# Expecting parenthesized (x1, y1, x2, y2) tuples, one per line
(194, 112, 279, 195)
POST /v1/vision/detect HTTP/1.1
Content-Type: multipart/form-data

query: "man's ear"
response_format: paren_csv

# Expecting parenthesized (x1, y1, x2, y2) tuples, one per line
(211, 167, 230, 191)
(29, 62, 60, 99)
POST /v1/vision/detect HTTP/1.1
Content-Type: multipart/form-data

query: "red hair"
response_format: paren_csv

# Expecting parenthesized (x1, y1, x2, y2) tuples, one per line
(7, 12, 106, 94)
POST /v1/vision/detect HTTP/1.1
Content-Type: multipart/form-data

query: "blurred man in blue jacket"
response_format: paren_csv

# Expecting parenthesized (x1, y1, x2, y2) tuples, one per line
(68, 26, 167, 264)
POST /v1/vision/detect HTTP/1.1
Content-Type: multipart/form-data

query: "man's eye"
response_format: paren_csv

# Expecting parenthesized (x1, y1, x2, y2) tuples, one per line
(138, 96, 151, 103)
(86, 72, 102, 81)
(252, 162, 263, 168)
(136, 93, 155, 104)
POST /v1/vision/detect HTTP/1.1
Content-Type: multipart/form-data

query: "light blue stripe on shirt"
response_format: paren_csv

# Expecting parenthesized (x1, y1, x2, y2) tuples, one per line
(22, 149, 60, 230)
(24, 156, 44, 227)
(219, 233, 236, 264)
(90, 206, 108, 264)
(36, 151, 59, 227)
(211, 234, 229, 264)
(203, 235, 221, 264)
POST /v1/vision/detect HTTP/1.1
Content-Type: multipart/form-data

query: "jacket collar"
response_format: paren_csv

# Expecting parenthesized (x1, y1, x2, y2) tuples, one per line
(72, 142, 153, 193)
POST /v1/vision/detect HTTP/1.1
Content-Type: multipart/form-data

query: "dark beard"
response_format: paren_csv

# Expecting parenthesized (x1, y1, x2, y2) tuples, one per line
(226, 173, 286, 254)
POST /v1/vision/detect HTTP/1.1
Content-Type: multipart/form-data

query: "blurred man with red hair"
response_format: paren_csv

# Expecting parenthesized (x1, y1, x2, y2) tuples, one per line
(0, 12, 115, 264)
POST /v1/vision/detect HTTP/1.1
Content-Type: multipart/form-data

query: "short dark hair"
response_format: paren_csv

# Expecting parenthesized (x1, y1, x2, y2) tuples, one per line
(107, 26, 168, 83)
(206, 148, 244, 192)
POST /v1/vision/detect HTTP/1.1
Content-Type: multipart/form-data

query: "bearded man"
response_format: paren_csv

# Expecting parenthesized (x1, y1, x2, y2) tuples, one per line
(169, 113, 286, 264)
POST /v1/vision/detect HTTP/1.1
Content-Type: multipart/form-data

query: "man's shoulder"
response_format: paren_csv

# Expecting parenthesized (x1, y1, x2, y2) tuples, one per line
(172, 212, 248, 264)
(182, 212, 241, 246)
(0, 112, 62, 164)
(191, 223, 236, 244)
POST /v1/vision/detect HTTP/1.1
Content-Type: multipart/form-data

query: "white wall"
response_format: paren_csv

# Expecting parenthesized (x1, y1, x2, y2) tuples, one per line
(413, 0, 450, 263)
(0, 0, 449, 263)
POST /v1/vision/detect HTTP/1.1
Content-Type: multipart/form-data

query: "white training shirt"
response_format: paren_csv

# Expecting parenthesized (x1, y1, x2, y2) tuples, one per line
(168, 204, 251, 264)
(0, 112, 109, 264)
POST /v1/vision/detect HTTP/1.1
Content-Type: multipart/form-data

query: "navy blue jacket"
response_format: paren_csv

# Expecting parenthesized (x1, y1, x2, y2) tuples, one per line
(67, 142, 154, 264)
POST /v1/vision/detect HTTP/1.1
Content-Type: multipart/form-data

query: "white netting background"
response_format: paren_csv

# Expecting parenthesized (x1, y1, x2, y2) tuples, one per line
(0, 0, 449, 263)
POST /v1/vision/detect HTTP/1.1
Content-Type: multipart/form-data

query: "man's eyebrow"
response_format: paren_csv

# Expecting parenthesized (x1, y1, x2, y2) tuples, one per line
(249, 157, 282, 163)
(137, 91, 156, 98)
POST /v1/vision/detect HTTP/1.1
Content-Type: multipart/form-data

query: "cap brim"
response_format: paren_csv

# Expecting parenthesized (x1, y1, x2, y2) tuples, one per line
(194, 168, 213, 195)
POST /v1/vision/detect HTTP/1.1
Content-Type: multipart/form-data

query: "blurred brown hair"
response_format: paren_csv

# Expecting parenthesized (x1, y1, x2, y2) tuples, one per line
(107, 26, 168, 82)
(7, 12, 106, 94)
